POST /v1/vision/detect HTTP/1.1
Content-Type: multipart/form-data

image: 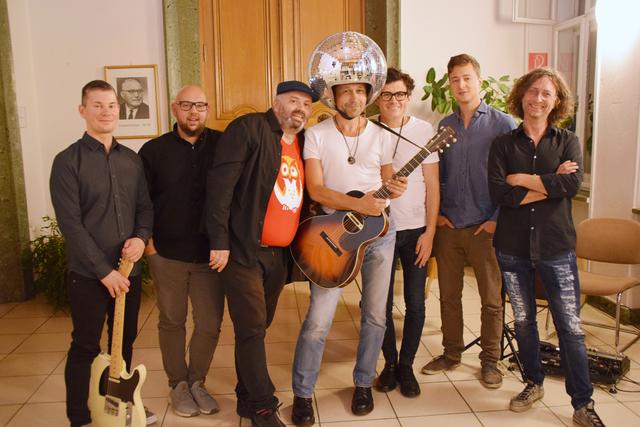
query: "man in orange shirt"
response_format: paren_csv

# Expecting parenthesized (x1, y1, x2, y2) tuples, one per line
(206, 81, 318, 427)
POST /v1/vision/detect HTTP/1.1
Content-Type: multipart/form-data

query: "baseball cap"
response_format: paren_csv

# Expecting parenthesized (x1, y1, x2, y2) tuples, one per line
(276, 80, 319, 102)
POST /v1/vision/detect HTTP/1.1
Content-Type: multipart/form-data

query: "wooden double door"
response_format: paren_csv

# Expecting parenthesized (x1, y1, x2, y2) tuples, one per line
(199, 0, 364, 130)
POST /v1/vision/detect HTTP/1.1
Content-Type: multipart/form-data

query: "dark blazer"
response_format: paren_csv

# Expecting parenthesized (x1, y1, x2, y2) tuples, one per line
(119, 102, 150, 119)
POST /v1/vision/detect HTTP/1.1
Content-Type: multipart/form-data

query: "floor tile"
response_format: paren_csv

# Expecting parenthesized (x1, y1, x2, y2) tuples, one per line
(474, 407, 564, 426)
(14, 332, 70, 353)
(141, 369, 169, 399)
(130, 347, 164, 371)
(323, 418, 401, 426)
(0, 303, 18, 318)
(454, 377, 536, 412)
(549, 401, 640, 426)
(0, 318, 47, 335)
(2, 303, 55, 319)
(0, 376, 47, 404)
(387, 381, 470, 417)
(207, 366, 238, 395)
(541, 376, 617, 407)
(398, 413, 482, 427)
(28, 373, 65, 402)
(0, 352, 66, 376)
(5, 402, 67, 427)
(210, 344, 235, 368)
(0, 335, 28, 354)
(34, 317, 72, 333)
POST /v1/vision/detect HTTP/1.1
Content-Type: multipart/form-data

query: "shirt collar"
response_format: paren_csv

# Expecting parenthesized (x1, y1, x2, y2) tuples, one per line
(453, 100, 488, 121)
(515, 123, 558, 138)
(171, 123, 207, 147)
(82, 132, 119, 151)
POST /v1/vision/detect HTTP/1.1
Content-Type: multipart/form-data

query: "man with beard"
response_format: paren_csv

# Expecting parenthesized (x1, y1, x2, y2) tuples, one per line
(206, 81, 318, 427)
(139, 85, 224, 418)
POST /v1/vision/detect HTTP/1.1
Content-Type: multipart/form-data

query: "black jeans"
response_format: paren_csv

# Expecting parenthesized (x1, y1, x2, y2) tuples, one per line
(381, 227, 428, 366)
(221, 247, 288, 412)
(65, 271, 142, 427)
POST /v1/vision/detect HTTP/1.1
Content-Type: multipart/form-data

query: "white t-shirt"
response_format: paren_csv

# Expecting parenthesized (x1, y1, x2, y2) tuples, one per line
(376, 116, 439, 231)
(304, 118, 394, 213)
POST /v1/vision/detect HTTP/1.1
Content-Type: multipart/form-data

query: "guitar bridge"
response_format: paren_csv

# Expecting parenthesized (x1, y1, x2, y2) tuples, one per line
(104, 395, 119, 416)
(320, 231, 343, 256)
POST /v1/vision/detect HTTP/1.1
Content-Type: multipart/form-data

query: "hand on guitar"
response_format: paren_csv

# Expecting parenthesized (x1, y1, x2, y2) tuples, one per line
(209, 249, 230, 272)
(355, 192, 387, 216)
(100, 270, 130, 298)
(386, 175, 408, 198)
(122, 237, 145, 263)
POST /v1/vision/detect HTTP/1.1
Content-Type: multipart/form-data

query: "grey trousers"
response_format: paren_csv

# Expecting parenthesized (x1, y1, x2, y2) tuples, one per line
(148, 253, 225, 388)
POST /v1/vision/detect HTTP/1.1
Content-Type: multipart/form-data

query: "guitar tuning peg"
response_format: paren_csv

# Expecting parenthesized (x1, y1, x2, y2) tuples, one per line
(446, 143, 450, 147)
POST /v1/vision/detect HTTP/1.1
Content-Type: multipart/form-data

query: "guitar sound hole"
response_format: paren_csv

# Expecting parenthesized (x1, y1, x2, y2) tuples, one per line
(343, 212, 364, 234)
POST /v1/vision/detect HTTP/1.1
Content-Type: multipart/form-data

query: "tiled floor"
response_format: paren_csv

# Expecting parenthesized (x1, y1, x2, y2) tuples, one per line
(1, 270, 640, 426)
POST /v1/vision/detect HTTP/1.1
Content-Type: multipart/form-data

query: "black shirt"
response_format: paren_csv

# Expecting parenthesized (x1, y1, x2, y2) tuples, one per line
(50, 133, 154, 279)
(206, 109, 305, 267)
(488, 125, 583, 260)
(139, 125, 221, 263)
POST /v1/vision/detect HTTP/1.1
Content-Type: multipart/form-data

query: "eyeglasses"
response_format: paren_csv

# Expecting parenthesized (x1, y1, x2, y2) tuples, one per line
(176, 101, 209, 112)
(379, 91, 409, 101)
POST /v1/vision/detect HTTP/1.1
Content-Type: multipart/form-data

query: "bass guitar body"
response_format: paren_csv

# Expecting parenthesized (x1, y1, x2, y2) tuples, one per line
(88, 352, 147, 427)
(291, 190, 388, 288)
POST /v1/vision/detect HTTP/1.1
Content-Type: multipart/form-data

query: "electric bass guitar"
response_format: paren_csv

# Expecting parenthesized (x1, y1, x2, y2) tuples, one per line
(291, 125, 456, 288)
(88, 259, 147, 427)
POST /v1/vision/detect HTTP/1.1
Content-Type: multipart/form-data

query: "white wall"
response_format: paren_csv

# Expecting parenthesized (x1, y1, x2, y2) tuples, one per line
(7, 0, 168, 236)
(400, 0, 552, 124)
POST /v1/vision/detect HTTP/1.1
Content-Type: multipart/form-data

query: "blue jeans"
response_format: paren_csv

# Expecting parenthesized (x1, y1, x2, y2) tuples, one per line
(496, 250, 593, 409)
(292, 228, 396, 397)
(381, 227, 428, 366)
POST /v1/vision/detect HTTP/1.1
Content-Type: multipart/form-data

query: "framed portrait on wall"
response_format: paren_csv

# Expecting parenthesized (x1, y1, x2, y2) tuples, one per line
(104, 64, 160, 139)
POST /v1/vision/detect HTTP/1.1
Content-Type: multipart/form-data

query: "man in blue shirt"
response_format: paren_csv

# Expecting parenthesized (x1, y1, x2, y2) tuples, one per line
(421, 54, 516, 389)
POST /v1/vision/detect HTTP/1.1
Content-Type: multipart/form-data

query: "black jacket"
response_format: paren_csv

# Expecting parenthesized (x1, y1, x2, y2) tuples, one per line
(206, 109, 307, 267)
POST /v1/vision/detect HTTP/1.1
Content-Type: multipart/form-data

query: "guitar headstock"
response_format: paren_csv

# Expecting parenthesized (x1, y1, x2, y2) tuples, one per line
(426, 125, 457, 153)
(117, 258, 134, 278)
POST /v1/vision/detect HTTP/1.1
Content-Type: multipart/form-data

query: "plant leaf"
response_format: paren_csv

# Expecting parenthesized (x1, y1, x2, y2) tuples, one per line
(426, 67, 436, 83)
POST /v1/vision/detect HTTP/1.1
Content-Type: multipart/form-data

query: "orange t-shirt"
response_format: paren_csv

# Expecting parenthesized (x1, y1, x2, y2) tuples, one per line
(260, 135, 304, 246)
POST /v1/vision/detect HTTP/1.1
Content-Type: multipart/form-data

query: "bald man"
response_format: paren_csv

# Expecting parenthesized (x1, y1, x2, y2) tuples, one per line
(139, 85, 224, 418)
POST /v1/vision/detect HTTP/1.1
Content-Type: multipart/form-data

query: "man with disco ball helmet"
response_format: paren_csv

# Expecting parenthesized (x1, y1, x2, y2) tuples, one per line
(291, 32, 408, 424)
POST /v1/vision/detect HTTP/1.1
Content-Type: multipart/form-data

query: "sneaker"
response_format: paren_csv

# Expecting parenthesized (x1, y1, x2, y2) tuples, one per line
(351, 386, 374, 416)
(480, 363, 503, 389)
(421, 355, 460, 375)
(291, 396, 315, 426)
(251, 406, 286, 427)
(145, 406, 158, 425)
(397, 364, 421, 397)
(191, 380, 220, 415)
(509, 381, 544, 412)
(169, 381, 200, 417)
(573, 401, 606, 427)
(374, 362, 397, 392)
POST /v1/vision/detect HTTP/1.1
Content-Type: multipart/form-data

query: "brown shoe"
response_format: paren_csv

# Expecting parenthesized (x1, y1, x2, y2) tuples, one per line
(480, 363, 503, 389)
(421, 355, 460, 375)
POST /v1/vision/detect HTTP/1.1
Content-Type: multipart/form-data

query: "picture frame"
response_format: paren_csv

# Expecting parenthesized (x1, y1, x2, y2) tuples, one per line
(104, 64, 161, 139)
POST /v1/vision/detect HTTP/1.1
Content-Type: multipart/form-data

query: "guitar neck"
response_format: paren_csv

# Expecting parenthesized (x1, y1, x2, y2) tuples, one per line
(109, 259, 134, 378)
(373, 145, 434, 199)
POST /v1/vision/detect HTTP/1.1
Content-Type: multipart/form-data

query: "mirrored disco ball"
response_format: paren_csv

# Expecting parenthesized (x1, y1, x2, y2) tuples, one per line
(308, 31, 387, 110)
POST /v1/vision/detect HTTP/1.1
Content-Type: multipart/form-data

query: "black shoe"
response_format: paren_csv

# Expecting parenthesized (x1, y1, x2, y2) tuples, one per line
(397, 364, 421, 397)
(291, 396, 315, 426)
(374, 362, 397, 392)
(351, 386, 374, 416)
(251, 406, 286, 427)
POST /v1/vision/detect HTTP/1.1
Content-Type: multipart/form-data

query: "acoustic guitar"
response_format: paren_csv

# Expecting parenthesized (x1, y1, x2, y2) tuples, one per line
(291, 125, 456, 288)
(88, 259, 146, 427)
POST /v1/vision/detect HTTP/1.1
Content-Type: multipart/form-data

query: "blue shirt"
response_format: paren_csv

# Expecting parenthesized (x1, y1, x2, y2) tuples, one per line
(439, 101, 516, 228)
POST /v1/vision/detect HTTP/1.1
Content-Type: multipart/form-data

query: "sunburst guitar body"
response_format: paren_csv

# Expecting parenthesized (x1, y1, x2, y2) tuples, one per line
(88, 259, 147, 427)
(291, 125, 456, 288)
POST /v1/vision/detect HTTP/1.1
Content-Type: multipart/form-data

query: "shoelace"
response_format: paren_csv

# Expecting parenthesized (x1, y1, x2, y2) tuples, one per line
(583, 404, 605, 427)
(255, 402, 283, 418)
(517, 383, 537, 400)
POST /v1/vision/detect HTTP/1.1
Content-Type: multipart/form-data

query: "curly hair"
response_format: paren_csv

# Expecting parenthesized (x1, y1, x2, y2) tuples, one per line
(507, 68, 574, 125)
(384, 67, 415, 94)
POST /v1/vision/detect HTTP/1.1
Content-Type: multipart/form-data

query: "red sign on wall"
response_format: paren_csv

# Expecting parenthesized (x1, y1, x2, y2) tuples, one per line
(528, 52, 548, 70)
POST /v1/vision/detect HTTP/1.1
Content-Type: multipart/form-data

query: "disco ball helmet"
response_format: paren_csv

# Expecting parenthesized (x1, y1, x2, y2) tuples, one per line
(308, 31, 387, 110)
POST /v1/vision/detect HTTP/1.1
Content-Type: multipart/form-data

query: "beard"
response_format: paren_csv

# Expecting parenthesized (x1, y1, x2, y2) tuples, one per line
(278, 109, 307, 133)
(177, 121, 204, 138)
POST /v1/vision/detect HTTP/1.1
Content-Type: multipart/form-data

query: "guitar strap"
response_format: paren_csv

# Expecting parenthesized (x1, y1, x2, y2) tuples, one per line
(370, 119, 425, 151)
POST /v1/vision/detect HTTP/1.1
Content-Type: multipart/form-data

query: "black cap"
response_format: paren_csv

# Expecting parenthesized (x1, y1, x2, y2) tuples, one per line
(276, 80, 319, 102)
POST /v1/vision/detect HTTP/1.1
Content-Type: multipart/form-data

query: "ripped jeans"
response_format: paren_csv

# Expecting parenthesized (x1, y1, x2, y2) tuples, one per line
(496, 250, 592, 409)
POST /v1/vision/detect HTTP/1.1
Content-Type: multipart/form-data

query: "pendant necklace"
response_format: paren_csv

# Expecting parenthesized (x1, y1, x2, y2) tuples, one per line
(389, 116, 406, 159)
(335, 116, 361, 165)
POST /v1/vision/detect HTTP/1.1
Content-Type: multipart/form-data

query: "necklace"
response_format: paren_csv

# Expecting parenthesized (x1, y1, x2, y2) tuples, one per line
(335, 116, 361, 165)
(387, 116, 406, 159)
